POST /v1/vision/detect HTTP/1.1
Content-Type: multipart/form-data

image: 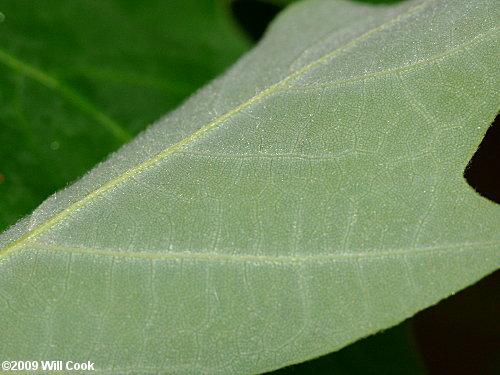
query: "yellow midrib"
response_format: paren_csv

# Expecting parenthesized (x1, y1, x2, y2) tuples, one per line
(0, 0, 435, 261)
(25, 241, 499, 263)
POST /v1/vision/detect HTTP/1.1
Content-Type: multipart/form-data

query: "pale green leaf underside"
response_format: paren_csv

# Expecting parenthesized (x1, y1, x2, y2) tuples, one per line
(1, 0, 499, 374)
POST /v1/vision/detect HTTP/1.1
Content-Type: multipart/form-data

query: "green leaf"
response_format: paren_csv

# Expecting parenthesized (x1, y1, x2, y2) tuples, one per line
(1, 0, 498, 374)
(0, 0, 249, 231)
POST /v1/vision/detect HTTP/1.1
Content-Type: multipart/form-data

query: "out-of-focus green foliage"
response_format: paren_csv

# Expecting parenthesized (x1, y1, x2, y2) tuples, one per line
(0, 0, 249, 231)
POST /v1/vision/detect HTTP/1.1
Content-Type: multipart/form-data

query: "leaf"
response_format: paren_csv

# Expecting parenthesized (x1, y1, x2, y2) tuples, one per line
(0, 0, 249, 231)
(1, 0, 499, 374)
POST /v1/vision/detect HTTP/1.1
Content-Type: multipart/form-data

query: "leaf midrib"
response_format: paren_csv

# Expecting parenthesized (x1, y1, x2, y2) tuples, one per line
(21, 241, 499, 263)
(0, 0, 436, 261)
(0, 48, 132, 142)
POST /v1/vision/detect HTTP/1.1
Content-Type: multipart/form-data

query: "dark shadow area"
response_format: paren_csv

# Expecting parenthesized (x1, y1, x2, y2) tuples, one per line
(464, 115, 500, 204)
(266, 323, 424, 375)
(231, 0, 283, 42)
(413, 271, 500, 375)
(354, 0, 405, 3)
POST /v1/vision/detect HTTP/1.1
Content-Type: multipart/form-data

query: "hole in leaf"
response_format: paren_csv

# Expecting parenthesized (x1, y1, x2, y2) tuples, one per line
(464, 114, 500, 204)
(231, 0, 283, 42)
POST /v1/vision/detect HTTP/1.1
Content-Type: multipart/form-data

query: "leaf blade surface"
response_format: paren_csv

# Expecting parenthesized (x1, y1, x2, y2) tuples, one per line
(0, 0, 499, 374)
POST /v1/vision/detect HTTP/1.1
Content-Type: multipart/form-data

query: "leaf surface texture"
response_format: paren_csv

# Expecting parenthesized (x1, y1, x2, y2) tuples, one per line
(0, 0, 499, 374)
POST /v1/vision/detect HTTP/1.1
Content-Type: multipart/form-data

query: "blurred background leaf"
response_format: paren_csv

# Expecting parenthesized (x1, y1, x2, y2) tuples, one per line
(0, 0, 249, 231)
